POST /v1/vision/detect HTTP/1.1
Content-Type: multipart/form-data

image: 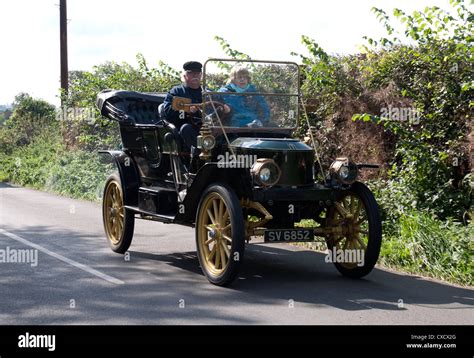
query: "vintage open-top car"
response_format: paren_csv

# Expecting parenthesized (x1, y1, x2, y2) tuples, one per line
(96, 59, 382, 286)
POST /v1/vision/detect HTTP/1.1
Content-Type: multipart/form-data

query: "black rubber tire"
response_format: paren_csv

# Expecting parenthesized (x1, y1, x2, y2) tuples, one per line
(102, 173, 135, 254)
(326, 181, 382, 278)
(195, 183, 245, 286)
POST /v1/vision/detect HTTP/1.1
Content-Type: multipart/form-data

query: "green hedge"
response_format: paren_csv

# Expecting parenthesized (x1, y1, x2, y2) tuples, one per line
(380, 210, 473, 286)
(0, 132, 112, 202)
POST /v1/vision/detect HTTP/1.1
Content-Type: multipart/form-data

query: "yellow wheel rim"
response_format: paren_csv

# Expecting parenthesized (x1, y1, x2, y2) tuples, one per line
(104, 180, 125, 245)
(197, 192, 232, 276)
(328, 193, 369, 269)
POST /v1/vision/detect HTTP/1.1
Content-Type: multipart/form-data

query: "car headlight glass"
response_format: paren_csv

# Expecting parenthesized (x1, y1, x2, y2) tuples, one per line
(202, 136, 216, 150)
(259, 167, 271, 182)
(339, 165, 349, 180)
(329, 157, 358, 185)
(200, 135, 216, 151)
(251, 159, 281, 187)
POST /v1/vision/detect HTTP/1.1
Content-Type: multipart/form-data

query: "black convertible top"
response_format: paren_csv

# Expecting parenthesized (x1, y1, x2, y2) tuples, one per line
(96, 89, 168, 125)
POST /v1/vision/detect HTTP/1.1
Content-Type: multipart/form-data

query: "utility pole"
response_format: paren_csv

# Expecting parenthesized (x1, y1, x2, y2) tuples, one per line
(60, 0, 68, 104)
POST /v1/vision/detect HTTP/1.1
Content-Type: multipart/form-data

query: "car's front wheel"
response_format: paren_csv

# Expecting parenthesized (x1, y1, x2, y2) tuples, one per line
(102, 173, 135, 254)
(325, 181, 382, 278)
(195, 183, 245, 286)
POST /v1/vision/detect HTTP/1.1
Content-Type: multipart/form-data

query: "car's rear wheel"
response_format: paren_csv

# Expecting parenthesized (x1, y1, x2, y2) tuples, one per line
(102, 173, 135, 254)
(325, 181, 382, 278)
(195, 183, 245, 286)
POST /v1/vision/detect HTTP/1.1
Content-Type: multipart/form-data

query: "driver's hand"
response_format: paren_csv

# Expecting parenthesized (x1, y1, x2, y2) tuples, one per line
(247, 119, 263, 128)
(189, 105, 198, 113)
(223, 104, 231, 113)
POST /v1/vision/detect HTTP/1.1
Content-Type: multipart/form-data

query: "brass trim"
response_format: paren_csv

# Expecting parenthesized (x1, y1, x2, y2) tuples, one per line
(241, 199, 273, 240)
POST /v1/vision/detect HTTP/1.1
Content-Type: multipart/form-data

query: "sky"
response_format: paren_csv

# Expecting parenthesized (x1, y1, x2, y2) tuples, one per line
(0, 0, 456, 106)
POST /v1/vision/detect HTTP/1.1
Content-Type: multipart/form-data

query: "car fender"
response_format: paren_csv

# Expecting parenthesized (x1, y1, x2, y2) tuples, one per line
(99, 150, 140, 206)
(179, 163, 252, 222)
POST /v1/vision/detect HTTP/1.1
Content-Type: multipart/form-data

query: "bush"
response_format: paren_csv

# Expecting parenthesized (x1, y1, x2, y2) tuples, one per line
(0, 125, 112, 202)
(351, 1, 473, 222)
(380, 210, 473, 286)
(45, 150, 112, 202)
(0, 131, 63, 188)
(0, 93, 58, 155)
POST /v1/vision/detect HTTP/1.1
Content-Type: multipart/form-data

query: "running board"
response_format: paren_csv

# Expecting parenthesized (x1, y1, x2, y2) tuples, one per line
(124, 205, 175, 223)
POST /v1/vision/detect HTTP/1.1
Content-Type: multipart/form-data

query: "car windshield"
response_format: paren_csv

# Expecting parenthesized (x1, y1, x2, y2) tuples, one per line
(202, 59, 300, 131)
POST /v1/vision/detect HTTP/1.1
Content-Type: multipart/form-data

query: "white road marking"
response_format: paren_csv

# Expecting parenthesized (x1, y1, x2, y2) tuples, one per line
(0, 228, 124, 285)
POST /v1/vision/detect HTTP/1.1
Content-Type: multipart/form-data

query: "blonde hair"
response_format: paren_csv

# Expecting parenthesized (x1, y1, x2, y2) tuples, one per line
(227, 66, 251, 85)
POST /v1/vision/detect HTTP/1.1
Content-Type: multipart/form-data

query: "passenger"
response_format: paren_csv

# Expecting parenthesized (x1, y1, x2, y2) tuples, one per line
(218, 66, 271, 127)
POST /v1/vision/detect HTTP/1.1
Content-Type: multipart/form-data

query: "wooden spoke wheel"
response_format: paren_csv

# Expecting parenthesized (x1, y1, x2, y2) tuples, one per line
(102, 173, 135, 254)
(196, 184, 245, 286)
(326, 182, 382, 278)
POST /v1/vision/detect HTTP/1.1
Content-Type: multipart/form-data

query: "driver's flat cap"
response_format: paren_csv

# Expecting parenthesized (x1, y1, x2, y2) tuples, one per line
(183, 61, 202, 72)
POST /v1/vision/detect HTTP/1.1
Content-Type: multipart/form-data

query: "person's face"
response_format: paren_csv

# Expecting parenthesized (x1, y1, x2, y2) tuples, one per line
(234, 74, 249, 88)
(184, 71, 202, 89)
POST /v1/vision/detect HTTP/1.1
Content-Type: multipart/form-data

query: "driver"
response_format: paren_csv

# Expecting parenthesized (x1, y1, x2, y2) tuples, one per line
(162, 61, 204, 151)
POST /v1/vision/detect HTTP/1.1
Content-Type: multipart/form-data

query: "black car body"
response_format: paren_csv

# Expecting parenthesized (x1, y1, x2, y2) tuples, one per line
(97, 59, 382, 286)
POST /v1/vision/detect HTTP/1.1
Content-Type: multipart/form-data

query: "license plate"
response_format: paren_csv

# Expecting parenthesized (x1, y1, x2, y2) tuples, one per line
(264, 229, 314, 243)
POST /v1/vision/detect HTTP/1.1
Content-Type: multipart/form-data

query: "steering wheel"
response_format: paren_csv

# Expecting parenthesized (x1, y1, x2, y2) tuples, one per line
(203, 101, 231, 125)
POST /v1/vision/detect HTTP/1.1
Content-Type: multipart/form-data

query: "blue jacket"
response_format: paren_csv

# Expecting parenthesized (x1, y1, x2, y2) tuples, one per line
(218, 84, 271, 127)
(162, 84, 202, 128)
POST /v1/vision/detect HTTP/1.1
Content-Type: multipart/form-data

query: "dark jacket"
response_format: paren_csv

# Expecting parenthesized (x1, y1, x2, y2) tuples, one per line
(162, 84, 202, 128)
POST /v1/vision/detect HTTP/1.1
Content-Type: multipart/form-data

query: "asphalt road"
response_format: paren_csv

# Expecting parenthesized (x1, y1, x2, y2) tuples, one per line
(0, 182, 473, 325)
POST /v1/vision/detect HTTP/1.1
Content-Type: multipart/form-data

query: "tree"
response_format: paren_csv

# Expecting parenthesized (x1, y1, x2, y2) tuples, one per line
(0, 93, 57, 154)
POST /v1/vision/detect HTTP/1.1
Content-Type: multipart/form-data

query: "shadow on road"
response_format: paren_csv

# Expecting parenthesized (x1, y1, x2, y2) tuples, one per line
(1, 221, 472, 324)
(130, 244, 473, 312)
